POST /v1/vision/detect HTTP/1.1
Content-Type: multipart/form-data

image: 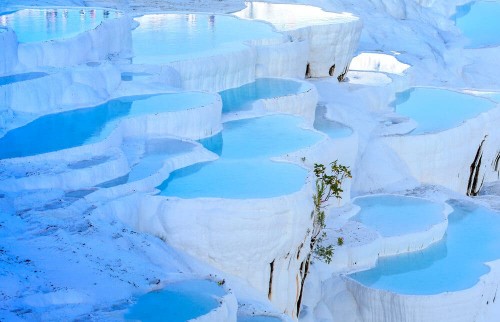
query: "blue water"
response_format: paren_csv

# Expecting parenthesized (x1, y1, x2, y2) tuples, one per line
(219, 78, 302, 113)
(0, 9, 121, 43)
(0, 92, 214, 159)
(350, 201, 500, 295)
(132, 13, 283, 64)
(394, 88, 494, 134)
(159, 115, 321, 199)
(313, 105, 352, 139)
(125, 279, 225, 322)
(352, 195, 445, 237)
(214, 116, 322, 159)
(455, 1, 500, 48)
(159, 159, 307, 199)
(0, 72, 48, 85)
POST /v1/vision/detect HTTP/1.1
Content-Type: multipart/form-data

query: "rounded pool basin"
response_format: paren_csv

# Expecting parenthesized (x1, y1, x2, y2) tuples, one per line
(219, 78, 302, 113)
(125, 279, 225, 322)
(393, 87, 494, 134)
(455, 1, 500, 48)
(0, 92, 215, 159)
(352, 195, 445, 237)
(0, 8, 122, 43)
(350, 201, 500, 295)
(132, 13, 283, 64)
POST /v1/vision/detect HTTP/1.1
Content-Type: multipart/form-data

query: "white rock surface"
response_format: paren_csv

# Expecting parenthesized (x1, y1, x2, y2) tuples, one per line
(17, 14, 132, 69)
(234, 2, 363, 79)
(0, 28, 18, 75)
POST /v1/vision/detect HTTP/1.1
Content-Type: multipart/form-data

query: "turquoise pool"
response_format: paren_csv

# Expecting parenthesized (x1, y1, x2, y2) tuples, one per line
(219, 78, 302, 113)
(352, 195, 445, 237)
(0, 8, 121, 43)
(132, 13, 283, 64)
(0, 92, 214, 159)
(394, 88, 494, 134)
(158, 159, 307, 199)
(158, 115, 321, 199)
(455, 1, 500, 48)
(350, 201, 500, 295)
(214, 115, 322, 159)
(125, 279, 225, 322)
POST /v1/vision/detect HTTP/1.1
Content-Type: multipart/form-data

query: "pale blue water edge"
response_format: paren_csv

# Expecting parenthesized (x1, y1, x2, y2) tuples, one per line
(313, 105, 352, 139)
(350, 200, 500, 295)
(0, 93, 213, 159)
(219, 78, 302, 113)
(125, 279, 225, 322)
(455, 1, 500, 48)
(158, 115, 321, 199)
(0, 72, 48, 85)
(0, 8, 121, 43)
(132, 13, 283, 64)
(352, 195, 445, 237)
(393, 88, 494, 134)
(96, 139, 195, 188)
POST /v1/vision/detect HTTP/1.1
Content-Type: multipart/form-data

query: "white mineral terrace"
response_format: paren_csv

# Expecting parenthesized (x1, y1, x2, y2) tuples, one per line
(1, 0, 500, 321)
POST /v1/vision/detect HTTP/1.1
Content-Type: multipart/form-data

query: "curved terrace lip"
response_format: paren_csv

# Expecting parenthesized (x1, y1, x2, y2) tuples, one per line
(342, 256, 500, 296)
(0, 91, 219, 161)
(345, 200, 500, 296)
(154, 164, 314, 201)
(390, 86, 498, 135)
(155, 128, 324, 199)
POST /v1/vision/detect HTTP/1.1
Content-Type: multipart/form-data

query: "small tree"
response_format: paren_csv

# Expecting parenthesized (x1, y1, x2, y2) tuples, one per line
(311, 161, 351, 263)
(296, 160, 351, 316)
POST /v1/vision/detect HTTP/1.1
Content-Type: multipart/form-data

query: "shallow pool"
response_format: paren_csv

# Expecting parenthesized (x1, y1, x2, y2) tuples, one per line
(350, 200, 500, 295)
(455, 1, 500, 48)
(0, 8, 121, 43)
(158, 115, 320, 199)
(393, 87, 494, 134)
(158, 159, 307, 199)
(132, 13, 283, 64)
(214, 115, 322, 159)
(219, 78, 302, 113)
(0, 72, 48, 85)
(125, 279, 225, 322)
(0, 92, 214, 159)
(352, 195, 445, 237)
(313, 105, 352, 139)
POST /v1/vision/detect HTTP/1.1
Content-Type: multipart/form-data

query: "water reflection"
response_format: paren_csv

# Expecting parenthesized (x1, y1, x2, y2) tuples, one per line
(0, 8, 121, 43)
